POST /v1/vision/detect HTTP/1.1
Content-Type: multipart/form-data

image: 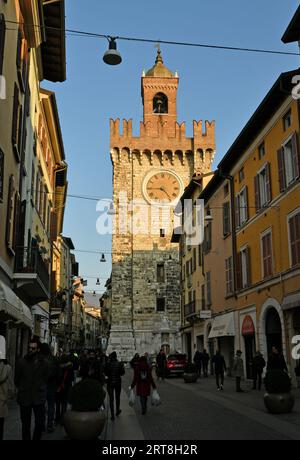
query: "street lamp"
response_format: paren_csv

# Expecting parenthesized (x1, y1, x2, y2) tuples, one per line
(103, 37, 122, 65)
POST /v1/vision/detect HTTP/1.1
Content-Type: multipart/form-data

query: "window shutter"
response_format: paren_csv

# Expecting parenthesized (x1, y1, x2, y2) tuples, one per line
(236, 252, 242, 290)
(13, 191, 20, 252)
(0, 14, 6, 75)
(50, 211, 58, 242)
(244, 186, 249, 221)
(0, 149, 4, 201)
(246, 246, 251, 286)
(265, 162, 272, 203)
(277, 148, 286, 192)
(12, 84, 19, 145)
(6, 175, 15, 247)
(16, 29, 22, 69)
(235, 195, 240, 228)
(291, 132, 300, 179)
(208, 222, 212, 250)
(254, 175, 260, 212)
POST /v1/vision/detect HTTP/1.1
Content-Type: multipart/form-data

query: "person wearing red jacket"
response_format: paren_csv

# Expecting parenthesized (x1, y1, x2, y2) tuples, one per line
(131, 356, 156, 415)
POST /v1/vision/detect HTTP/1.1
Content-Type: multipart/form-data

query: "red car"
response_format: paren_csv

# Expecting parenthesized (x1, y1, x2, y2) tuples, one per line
(166, 353, 188, 377)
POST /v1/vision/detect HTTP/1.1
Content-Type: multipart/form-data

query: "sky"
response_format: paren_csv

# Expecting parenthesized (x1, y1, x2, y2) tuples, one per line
(45, 0, 300, 296)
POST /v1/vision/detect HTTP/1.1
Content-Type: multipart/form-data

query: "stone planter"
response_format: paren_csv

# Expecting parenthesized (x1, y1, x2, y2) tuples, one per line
(63, 410, 106, 440)
(183, 372, 198, 383)
(263, 393, 295, 414)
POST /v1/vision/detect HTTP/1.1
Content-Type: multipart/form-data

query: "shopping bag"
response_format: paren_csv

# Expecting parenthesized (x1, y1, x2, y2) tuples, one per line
(129, 388, 135, 407)
(151, 389, 161, 406)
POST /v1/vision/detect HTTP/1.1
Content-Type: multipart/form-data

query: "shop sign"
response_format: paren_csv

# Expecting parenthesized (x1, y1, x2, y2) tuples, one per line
(242, 315, 255, 335)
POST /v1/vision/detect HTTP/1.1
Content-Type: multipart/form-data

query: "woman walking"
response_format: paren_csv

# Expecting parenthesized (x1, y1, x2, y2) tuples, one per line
(131, 356, 156, 415)
(0, 358, 14, 440)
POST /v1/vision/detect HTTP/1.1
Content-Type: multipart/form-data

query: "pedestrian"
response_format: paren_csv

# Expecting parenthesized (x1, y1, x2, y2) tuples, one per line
(130, 353, 140, 370)
(131, 356, 156, 415)
(55, 350, 74, 425)
(144, 352, 152, 370)
(193, 350, 202, 377)
(251, 351, 266, 390)
(267, 346, 288, 372)
(87, 350, 106, 385)
(156, 349, 167, 381)
(0, 357, 14, 441)
(212, 350, 227, 391)
(202, 349, 210, 377)
(233, 350, 244, 393)
(14, 338, 50, 441)
(40, 343, 60, 433)
(104, 351, 125, 421)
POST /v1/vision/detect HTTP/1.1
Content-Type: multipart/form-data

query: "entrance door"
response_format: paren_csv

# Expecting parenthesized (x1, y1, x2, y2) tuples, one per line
(244, 335, 255, 379)
(185, 333, 192, 362)
(266, 308, 282, 356)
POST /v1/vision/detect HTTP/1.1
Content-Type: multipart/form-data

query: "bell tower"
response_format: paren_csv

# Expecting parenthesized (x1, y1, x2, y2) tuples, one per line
(107, 51, 216, 361)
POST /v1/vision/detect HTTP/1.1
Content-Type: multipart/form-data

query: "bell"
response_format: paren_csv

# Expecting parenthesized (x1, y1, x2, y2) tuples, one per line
(100, 253, 106, 263)
(103, 38, 122, 65)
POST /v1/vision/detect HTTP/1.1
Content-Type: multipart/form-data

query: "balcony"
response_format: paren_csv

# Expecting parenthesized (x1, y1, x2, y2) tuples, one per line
(184, 300, 196, 318)
(184, 300, 207, 322)
(13, 247, 50, 306)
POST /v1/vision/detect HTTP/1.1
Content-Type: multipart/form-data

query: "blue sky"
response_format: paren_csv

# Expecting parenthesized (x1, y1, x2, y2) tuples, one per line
(46, 0, 300, 295)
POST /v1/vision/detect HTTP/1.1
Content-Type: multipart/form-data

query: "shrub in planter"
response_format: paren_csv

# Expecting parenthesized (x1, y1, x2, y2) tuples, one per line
(183, 363, 198, 383)
(63, 379, 106, 440)
(264, 370, 294, 414)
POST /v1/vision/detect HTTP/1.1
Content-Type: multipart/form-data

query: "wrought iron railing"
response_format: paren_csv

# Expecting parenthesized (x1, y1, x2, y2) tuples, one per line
(15, 246, 50, 292)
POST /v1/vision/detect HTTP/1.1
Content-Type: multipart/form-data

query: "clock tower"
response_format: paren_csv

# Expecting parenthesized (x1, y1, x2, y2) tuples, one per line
(107, 50, 215, 361)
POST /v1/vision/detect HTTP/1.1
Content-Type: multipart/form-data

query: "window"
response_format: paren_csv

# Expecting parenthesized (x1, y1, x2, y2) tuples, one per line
(157, 263, 165, 283)
(261, 232, 273, 278)
(193, 248, 197, 272)
(160, 228, 165, 238)
(277, 133, 299, 192)
(0, 149, 4, 202)
(203, 222, 212, 252)
(0, 14, 6, 76)
(198, 244, 202, 267)
(258, 142, 266, 160)
(223, 202, 231, 236)
(206, 272, 211, 306)
(12, 83, 22, 160)
(225, 257, 233, 295)
(254, 163, 271, 212)
(237, 247, 251, 289)
(283, 110, 292, 131)
(156, 298, 165, 312)
(289, 212, 300, 266)
(224, 183, 229, 197)
(31, 163, 35, 202)
(153, 93, 168, 114)
(201, 284, 206, 310)
(238, 167, 245, 183)
(6, 175, 15, 249)
(236, 187, 248, 227)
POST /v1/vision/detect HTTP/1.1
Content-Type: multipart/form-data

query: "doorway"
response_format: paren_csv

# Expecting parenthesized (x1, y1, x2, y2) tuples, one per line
(185, 332, 192, 362)
(244, 335, 255, 379)
(265, 307, 282, 356)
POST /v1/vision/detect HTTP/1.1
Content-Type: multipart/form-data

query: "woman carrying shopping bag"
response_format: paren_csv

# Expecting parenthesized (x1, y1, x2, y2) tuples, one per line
(131, 356, 156, 415)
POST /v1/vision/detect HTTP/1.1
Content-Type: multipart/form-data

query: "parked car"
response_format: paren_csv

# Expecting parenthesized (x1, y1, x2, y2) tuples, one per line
(166, 353, 188, 377)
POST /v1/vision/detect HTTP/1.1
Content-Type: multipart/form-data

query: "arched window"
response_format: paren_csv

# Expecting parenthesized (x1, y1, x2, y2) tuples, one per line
(153, 93, 168, 114)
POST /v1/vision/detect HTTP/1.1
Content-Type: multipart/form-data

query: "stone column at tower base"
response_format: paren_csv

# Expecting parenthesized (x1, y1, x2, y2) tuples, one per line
(107, 326, 136, 362)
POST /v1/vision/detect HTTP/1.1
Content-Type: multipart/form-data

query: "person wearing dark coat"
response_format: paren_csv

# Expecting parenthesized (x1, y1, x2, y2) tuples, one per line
(156, 349, 167, 380)
(104, 351, 125, 420)
(55, 351, 74, 425)
(40, 343, 60, 433)
(193, 351, 203, 377)
(212, 351, 227, 391)
(131, 356, 156, 415)
(267, 346, 288, 372)
(14, 338, 50, 441)
(202, 350, 210, 377)
(252, 351, 266, 390)
(130, 353, 140, 370)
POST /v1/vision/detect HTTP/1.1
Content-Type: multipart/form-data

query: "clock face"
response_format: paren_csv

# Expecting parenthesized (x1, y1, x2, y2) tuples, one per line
(144, 170, 182, 204)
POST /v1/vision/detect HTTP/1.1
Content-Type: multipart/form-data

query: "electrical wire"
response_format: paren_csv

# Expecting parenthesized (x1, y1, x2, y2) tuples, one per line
(4, 19, 300, 57)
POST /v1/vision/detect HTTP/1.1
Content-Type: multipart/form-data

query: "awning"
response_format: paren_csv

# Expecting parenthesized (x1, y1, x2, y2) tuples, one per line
(0, 281, 32, 328)
(282, 292, 300, 311)
(208, 312, 235, 339)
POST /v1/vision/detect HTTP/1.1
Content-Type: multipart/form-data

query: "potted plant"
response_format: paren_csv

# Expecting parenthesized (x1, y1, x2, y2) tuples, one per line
(263, 370, 295, 414)
(183, 363, 198, 383)
(63, 378, 106, 440)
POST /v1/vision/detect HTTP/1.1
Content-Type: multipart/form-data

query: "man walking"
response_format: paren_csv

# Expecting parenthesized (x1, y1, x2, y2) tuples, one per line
(15, 338, 50, 440)
(202, 349, 210, 377)
(233, 350, 244, 393)
(252, 351, 266, 390)
(212, 351, 227, 391)
(193, 350, 202, 377)
(104, 351, 125, 421)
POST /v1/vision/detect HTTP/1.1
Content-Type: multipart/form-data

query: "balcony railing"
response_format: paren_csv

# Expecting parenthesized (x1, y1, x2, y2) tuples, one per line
(184, 301, 195, 317)
(15, 246, 50, 292)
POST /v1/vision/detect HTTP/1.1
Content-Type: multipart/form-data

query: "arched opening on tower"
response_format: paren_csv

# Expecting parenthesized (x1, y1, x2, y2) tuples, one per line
(153, 93, 168, 114)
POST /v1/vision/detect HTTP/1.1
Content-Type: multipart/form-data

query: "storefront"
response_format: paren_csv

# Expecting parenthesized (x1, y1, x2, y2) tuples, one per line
(241, 315, 256, 379)
(282, 292, 300, 382)
(208, 312, 235, 374)
(0, 281, 32, 371)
